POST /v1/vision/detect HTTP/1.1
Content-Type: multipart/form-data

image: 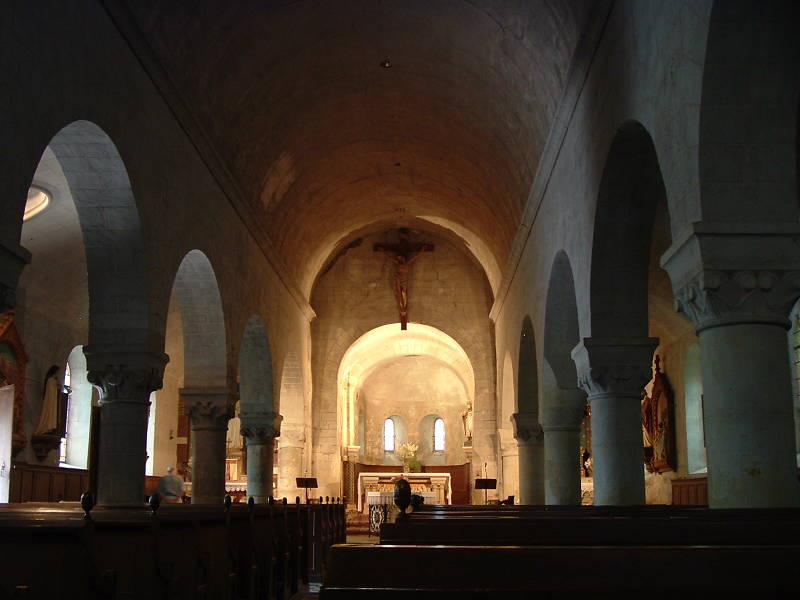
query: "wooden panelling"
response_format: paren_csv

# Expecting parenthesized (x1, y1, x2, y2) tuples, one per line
(671, 476, 708, 506)
(9, 463, 89, 503)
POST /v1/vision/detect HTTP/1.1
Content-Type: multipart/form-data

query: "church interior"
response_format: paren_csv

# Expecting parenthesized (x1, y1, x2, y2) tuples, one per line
(1, 0, 799, 597)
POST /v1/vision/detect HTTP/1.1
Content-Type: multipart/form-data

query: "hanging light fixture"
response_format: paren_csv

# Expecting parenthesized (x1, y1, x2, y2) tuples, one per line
(23, 185, 51, 221)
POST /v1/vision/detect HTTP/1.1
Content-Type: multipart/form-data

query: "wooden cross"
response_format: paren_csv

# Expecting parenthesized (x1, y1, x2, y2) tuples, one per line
(374, 230, 434, 330)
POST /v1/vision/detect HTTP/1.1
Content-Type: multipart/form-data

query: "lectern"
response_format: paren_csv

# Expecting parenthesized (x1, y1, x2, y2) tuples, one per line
(296, 477, 318, 504)
(474, 478, 497, 505)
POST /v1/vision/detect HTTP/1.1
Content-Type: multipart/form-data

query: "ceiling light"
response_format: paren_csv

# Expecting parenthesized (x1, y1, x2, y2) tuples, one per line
(380, 59, 392, 69)
(23, 185, 51, 221)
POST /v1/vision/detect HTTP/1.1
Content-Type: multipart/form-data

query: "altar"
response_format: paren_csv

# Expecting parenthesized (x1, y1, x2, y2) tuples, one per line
(357, 472, 452, 513)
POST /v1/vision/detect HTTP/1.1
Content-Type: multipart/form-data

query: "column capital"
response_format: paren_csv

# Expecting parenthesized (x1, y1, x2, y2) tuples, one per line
(241, 411, 283, 441)
(181, 386, 235, 430)
(673, 269, 800, 332)
(86, 350, 169, 403)
(661, 223, 800, 332)
(510, 412, 543, 446)
(571, 337, 657, 397)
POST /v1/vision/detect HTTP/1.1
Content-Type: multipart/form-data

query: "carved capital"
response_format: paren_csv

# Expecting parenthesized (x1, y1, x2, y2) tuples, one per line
(660, 224, 800, 332)
(674, 269, 800, 332)
(86, 351, 169, 403)
(241, 411, 283, 442)
(571, 337, 657, 397)
(181, 387, 234, 430)
(510, 412, 543, 446)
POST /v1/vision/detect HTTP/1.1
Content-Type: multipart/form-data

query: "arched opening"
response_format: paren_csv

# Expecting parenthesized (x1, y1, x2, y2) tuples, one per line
(514, 316, 543, 504)
(542, 251, 585, 505)
(167, 250, 229, 503)
(499, 351, 517, 500)
(588, 120, 684, 505)
(11, 120, 154, 506)
(59, 346, 94, 469)
(338, 323, 474, 504)
(238, 315, 277, 502)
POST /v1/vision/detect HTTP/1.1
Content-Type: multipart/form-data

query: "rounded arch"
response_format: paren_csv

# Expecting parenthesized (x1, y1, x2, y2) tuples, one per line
(500, 350, 515, 427)
(517, 316, 538, 415)
(590, 120, 669, 337)
(171, 250, 227, 388)
(543, 251, 580, 390)
(44, 120, 151, 349)
(239, 315, 274, 412)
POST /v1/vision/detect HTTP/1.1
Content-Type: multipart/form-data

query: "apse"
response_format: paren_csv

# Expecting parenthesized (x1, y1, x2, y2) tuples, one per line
(337, 323, 474, 467)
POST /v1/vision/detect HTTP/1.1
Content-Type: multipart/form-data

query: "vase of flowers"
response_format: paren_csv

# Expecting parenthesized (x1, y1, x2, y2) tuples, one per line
(397, 441, 420, 472)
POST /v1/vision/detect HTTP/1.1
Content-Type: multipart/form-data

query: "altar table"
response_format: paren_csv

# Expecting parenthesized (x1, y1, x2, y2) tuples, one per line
(357, 472, 451, 512)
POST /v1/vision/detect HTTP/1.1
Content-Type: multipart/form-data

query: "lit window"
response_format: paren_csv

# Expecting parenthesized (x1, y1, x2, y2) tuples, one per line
(59, 364, 72, 464)
(434, 417, 445, 452)
(383, 418, 395, 452)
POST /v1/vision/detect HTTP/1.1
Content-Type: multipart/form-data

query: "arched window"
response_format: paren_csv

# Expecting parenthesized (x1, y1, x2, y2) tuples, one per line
(383, 418, 395, 452)
(433, 417, 445, 452)
(58, 364, 71, 464)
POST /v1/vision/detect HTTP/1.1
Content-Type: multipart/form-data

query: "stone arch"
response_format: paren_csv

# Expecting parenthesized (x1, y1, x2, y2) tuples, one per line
(514, 315, 543, 504)
(170, 249, 229, 504)
(44, 121, 152, 351)
(543, 251, 580, 390)
(590, 120, 668, 338)
(699, 1, 800, 223)
(239, 315, 273, 413)
(516, 316, 538, 415)
(171, 250, 227, 388)
(15, 121, 161, 505)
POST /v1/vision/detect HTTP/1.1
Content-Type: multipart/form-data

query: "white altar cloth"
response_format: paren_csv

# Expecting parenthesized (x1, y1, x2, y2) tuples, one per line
(357, 472, 452, 512)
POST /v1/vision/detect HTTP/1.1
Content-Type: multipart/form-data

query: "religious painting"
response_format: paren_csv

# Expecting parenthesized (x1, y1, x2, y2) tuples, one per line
(641, 356, 676, 474)
(0, 311, 28, 455)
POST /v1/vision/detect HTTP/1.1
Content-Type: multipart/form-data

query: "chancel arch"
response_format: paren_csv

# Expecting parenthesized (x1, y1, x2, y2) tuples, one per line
(338, 323, 474, 504)
(542, 251, 585, 505)
(170, 249, 230, 504)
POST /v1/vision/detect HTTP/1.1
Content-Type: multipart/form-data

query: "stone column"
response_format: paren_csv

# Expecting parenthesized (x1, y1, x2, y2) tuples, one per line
(665, 263, 800, 507)
(242, 412, 282, 503)
(86, 350, 167, 507)
(572, 338, 657, 505)
(541, 388, 586, 505)
(278, 423, 306, 502)
(182, 387, 234, 505)
(511, 412, 544, 504)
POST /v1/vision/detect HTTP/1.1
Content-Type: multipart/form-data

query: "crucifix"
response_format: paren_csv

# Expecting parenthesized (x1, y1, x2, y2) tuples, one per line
(374, 230, 434, 330)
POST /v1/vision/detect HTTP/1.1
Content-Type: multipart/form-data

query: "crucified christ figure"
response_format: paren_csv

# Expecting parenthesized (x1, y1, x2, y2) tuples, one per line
(374, 231, 433, 330)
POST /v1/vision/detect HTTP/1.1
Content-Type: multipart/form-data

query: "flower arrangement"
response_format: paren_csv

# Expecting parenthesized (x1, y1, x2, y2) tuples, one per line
(398, 441, 421, 472)
(397, 441, 418, 460)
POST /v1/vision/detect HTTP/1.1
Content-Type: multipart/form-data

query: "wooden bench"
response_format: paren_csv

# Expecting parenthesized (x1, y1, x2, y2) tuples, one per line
(321, 543, 800, 597)
(381, 513, 800, 546)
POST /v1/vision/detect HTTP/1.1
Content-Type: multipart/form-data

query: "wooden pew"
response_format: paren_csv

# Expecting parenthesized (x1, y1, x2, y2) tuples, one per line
(321, 543, 800, 597)
(381, 513, 800, 546)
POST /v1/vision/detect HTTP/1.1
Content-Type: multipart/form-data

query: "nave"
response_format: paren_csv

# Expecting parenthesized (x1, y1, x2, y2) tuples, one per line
(1, 0, 799, 597)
